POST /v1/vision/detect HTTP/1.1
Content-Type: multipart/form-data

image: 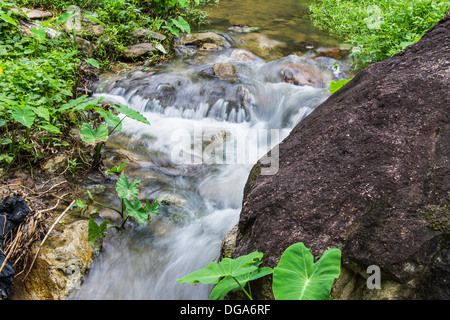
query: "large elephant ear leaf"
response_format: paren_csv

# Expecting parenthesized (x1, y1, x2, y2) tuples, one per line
(112, 103, 150, 125)
(272, 242, 341, 300)
(177, 251, 264, 286)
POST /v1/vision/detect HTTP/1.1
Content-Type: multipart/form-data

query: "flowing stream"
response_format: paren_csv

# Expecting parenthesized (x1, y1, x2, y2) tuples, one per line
(71, 0, 351, 300)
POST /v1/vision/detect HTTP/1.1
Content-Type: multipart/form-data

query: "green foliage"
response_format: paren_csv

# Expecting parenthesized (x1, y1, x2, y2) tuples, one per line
(177, 251, 273, 300)
(309, 0, 450, 69)
(16, 0, 215, 66)
(272, 242, 341, 300)
(106, 161, 127, 175)
(178, 242, 341, 300)
(83, 165, 159, 252)
(329, 78, 353, 94)
(0, 3, 80, 167)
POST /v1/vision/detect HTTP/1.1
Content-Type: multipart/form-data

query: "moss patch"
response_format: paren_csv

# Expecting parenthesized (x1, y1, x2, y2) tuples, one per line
(422, 205, 449, 234)
(243, 161, 261, 199)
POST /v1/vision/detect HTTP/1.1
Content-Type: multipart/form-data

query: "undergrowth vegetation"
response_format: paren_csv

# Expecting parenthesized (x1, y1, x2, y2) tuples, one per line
(0, 0, 213, 173)
(309, 0, 450, 69)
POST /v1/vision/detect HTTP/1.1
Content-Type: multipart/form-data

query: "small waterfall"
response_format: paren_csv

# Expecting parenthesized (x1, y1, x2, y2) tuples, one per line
(72, 0, 350, 300)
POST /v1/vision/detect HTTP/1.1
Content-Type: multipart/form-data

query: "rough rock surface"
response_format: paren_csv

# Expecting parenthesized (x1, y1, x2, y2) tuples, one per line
(122, 43, 155, 60)
(230, 12, 450, 299)
(12, 219, 94, 300)
(279, 63, 325, 87)
(212, 62, 236, 79)
(180, 32, 224, 46)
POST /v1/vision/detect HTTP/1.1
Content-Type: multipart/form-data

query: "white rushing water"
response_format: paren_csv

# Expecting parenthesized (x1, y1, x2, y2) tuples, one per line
(71, 1, 351, 300)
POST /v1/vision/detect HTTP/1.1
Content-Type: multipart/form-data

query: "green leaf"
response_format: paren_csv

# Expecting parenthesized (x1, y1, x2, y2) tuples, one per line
(0, 12, 17, 26)
(88, 218, 110, 251)
(59, 95, 90, 111)
(112, 103, 150, 125)
(79, 123, 109, 145)
(209, 267, 273, 300)
(84, 15, 105, 26)
(106, 161, 127, 175)
(55, 11, 76, 24)
(39, 124, 62, 134)
(72, 97, 103, 111)
(171, 16, 190, 34)
(329, 78, 353, 94)
(0, 154, 14, 164)
(84, 58, 100, 69)
(94, 107, 122, 132)
(124, 198, 158, 226)
(154, 43, 167, 54)
(177, 251, 264, 286)
(0, 138, 12, 145)
(76, 199, 85, 208)
(31, 26, 46, 42)
(115, 174, 140, 200)
(12, 105, 35, 128)
(32, 106, 50, 121)
(272, 242, 341, 300)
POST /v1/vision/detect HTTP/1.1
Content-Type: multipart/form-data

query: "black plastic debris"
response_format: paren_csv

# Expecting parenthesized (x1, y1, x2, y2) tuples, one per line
(0, 196, 31, 300)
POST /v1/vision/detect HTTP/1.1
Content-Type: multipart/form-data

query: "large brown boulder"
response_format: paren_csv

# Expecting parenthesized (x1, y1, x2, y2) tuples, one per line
(230, 12, 450, 299)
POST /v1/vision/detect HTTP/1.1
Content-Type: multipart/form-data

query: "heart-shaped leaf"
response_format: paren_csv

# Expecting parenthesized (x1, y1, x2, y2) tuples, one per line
(79, 123, 109, 145)
(12, 105, 35, 128)
(177, 251, 264, 286)
(329, 78, 352, 94)
(112, 103, 150, 125)
(94, 107, 122, 132)
(88, 218, 110, 252)
(272, 242, 341, 300)
(115, 173, 140, 200)
(124, 198, 158, 226)
(209, 266, 273, 300)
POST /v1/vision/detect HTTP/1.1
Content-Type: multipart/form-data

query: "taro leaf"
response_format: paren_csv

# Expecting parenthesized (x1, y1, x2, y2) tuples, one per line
(59, 95, 89, 111)
(171, 16, 190, 33)
(75, 199, 85, 208)
(31, 26, 46, 42)
(94, 107, 122, 132)
(145, 199, 159, 216)
(84, 15, 105, 26)
(79, 123, 109, 145)
(39, 124, 61, 134)
(272, 242, 341, 300)
(55, 11, 76, 24)
(177, 251, 264, 286)
(0, 138, 12, 145)
(106, 161, 127, 175)
(112, 103, 150, 125)
(209, 267, 273, 300)
(88, 218, 110, 252)
(329, 78, 352, 94)
(0, 12, 17, 26)
(115, 173, 140, 200)
(124, 198, 158, 226)
(12, 105, 35, 128)
(72, 97, 103, 111)
(32, 106, 50, 121)
(84, 58, 100, 69)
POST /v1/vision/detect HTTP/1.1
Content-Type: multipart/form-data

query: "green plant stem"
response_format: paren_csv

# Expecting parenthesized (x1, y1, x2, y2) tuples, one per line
(231, 276, 253, 300)
(92, 142, 103, 168)
(94, 201, 122, 216)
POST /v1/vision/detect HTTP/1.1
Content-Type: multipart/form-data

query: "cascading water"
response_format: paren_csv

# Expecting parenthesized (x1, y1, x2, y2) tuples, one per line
(71, 0, 351, 300)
